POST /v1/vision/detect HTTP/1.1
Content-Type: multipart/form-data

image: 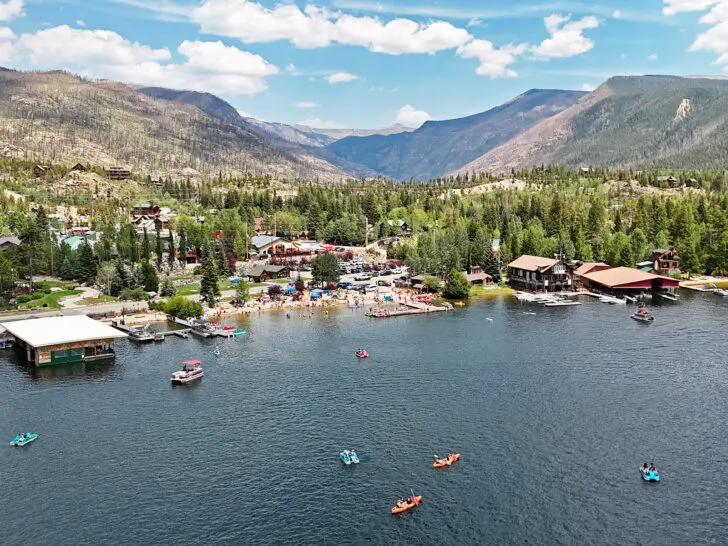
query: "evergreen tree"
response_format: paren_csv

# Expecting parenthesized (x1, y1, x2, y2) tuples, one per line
(178, 229, 187, 265)
(58, 256, 76, 281)
(442, 268, 470, 300)
(140, 260, 159, 292)
(78, 241, 97, 284)
(141, 228, 151, 261)
(160, 276, 177, 297)
(155, 227, 163, 269)
(200, 243, 220, 305)
(116, 259, 131, 289)
(167, 231, 175, 268)
(128, 226, 139, 263)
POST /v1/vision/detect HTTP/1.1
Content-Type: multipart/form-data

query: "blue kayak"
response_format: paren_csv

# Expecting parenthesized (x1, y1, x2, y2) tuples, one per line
(340, 451, 352, 465)
(640, 468, 660, 482)
(10, 433, 38, 447)
(350, 450, 360, 464)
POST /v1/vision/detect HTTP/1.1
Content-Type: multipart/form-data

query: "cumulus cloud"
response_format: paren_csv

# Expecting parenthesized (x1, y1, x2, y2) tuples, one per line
(581, 83, 595, 91)
(9, 26, 278, 95)
(0, 0, 23, 22)
(612, 10, 623, 19)
(76, 19, 86, 27)
(326, 71, 358, 83)
(295, 101, 319, 107)
(647, 53, 659, 60)
(666, 0, 728, 68)
(457, 39, 527, 78)
(531, 14, 599, 59)
(394, 104, 431, 127)
(192, 0, 470, 54)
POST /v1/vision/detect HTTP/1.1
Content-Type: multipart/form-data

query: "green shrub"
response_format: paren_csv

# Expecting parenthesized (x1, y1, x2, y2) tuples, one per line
(164, 296, 203, 318)
(31, 291, 44, 300)
(16, 294, 32, 304)
(119, 288, 148, 301)
(442, 268, 470, 300)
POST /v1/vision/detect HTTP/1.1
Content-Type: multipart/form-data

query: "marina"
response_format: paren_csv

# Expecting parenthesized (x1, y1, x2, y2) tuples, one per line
(365, 301, 448, 318)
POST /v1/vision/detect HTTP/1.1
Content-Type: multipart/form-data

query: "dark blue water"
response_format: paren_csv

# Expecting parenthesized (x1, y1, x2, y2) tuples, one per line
(2, 294, 728, 545)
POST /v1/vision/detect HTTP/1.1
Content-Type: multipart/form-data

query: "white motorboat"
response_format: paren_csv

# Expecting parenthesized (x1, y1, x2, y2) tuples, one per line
(544, 300, 582, 307)
(600, 295, 626, 305)
(714, 289, 728, 297)
(171, 360, 204, 384)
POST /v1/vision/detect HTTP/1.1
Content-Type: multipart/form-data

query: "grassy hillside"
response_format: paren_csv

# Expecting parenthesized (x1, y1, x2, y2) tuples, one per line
(0, 70, 348, 182)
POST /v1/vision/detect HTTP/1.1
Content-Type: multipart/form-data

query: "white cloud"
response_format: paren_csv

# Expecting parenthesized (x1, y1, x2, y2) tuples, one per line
(298, 118, 343, 128)
(457, 39, 527, 77)
(581, 83, 595, 91)
(192, 0, 471, 55)
(0, 26, 13, 62)
(666, 1, 728, 68)
(76, 19, 86, 27)
(663, 0, 716, 16)
(326, 71, 358, 83)
(0, 0, 23, 22)
(647, 53, 659, 60)
(9, 26, 277, 95)
(467, 18, 483, 27)
(531, 14, 599, 59)
(612, 10, 622, 19)
(295, 101, 319, 108)
(394, 104, 431, 127)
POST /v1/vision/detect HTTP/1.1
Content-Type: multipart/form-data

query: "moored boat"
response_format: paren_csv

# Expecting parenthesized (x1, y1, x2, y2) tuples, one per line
(10, 432, 38, 446)
(356, 349, 368, 358)
(171, 360, 204, 384)
(349, 450, 360, 464)
(631, 307, 654, 322)
(391, 494, 422, 515)
(340, 450, 352, 465)
(433, 453, 461, 468)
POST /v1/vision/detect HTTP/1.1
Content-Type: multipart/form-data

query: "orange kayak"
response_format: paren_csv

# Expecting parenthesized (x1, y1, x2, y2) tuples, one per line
(391, 495, 422, 514)
(433, 453, 461, 468)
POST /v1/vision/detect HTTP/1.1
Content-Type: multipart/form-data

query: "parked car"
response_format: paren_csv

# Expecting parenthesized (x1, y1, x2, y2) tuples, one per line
(337, 282, 352, 289)
(377, 279, 392, 287)
(334, 246, 345, 251)
(354, 273, 371, 281)
(364, 284, 377, 293)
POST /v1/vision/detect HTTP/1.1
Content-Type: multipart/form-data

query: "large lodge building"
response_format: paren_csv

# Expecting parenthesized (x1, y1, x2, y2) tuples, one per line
(506, 255, 571, 292)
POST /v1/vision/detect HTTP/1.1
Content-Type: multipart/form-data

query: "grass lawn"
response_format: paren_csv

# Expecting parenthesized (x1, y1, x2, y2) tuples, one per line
(219, 279, 235, 291)
(79, 295, 119, 305)
(176, 283, 201, 296)
(21, 290, 82, 309)
(471, 284, 515, 297)
(268, 278, 292, 285)
(37, 280, 76, 290)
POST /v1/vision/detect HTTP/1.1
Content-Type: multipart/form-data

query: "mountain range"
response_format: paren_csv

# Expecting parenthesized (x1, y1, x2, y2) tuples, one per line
(2, 69, 728, 182)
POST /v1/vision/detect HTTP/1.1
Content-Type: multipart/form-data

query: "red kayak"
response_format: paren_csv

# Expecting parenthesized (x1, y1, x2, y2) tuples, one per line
(391, 495, 422, 514)
(356, 350, 368, 358)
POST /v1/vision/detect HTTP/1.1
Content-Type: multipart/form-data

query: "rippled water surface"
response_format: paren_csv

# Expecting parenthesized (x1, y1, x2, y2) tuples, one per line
(2, 293, 728, 545)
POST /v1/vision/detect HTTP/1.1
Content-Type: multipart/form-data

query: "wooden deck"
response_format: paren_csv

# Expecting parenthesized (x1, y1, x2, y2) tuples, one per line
(112, 322, 190, 342)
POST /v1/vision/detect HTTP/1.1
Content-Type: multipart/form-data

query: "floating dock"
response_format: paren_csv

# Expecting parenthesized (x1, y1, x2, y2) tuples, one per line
(112, 322, 190, 342)
(365, 302, 448, 318)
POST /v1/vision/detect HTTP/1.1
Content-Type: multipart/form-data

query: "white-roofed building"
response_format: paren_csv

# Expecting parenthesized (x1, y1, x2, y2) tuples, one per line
(0, 315, 127, 367)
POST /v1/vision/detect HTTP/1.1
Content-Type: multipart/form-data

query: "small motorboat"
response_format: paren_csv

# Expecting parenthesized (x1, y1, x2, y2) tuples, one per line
(340, 450, 352, 465)
(640, 466, 660, 482)
(486, 317, 493, 322)
(171, 360, 204, 385)
(213, 346, 220, 356)
(10, 432, 38, 446)
(391, 494, 422, 515)
(349, 450, 360, 464)
(356, 350, 369, 358)
(631, 307, 654, 322)
(433, 453, 461, 468)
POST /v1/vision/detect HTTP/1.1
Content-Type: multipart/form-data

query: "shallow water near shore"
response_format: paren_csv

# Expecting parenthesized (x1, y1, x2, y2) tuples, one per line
(2, 293, 728, 544)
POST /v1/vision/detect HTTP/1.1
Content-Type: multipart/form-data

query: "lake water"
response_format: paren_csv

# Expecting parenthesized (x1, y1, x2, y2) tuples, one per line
(2, 293, 728, 545)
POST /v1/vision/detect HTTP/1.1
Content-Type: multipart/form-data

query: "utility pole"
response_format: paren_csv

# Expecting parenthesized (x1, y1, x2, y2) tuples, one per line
(50, 240, 54, 278)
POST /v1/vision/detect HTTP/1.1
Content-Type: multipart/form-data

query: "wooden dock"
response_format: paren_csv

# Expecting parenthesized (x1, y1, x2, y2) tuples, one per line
(112, 322, 190, 342)
(365, 301, 448, 318)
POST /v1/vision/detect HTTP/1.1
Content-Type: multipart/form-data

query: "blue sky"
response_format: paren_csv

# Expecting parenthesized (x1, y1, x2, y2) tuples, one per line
(0, 0, 726, 128)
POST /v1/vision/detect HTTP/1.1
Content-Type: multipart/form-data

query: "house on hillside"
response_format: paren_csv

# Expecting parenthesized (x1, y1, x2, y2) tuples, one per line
(507, 255, 570, 292)
(0, 235, 21, 251)
(651, 249, 681, 277)
(658, 176, 679, 188)
(387, 219, 411, 236)
(70, 163, 87, 172)
(132, 201, 161, 217)
(463, 266, 492, 286)
(33, 165, 49, 178)
(106, 166, 131, 180)
(245, 264, 290, 283)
